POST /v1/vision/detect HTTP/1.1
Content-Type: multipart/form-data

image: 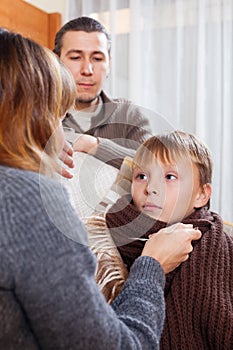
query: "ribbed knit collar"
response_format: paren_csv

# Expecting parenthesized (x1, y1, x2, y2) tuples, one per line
(106, 194, 215, 269)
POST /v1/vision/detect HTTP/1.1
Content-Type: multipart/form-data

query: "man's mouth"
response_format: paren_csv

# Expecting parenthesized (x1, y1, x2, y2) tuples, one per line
(78, 82, 94, 88)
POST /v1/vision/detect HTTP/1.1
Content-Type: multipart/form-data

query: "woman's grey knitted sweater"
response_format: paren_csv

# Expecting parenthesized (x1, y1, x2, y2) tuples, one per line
(0, 165, 165, 350)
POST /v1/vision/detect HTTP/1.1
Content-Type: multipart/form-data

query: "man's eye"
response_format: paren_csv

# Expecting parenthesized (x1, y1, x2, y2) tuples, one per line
(93, 56, 103, 61)
(70, 56, 81, 60)
(166, 174, 177, 180)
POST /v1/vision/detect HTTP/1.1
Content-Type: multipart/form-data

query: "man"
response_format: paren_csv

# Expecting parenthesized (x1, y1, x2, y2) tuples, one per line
(54, 16, 152, 169)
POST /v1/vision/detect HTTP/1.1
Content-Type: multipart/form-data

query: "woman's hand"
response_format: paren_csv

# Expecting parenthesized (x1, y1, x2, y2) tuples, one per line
(141, 223, 201, 274)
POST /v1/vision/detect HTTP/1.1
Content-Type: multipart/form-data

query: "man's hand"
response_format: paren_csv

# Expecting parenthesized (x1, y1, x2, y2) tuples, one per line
(73, 134, 99, 155)
(58, 140, 75, 179)
(141, 223, 202, 274)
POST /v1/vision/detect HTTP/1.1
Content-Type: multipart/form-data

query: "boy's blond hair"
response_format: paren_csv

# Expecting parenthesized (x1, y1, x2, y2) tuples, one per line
(133, 130, 212, 187)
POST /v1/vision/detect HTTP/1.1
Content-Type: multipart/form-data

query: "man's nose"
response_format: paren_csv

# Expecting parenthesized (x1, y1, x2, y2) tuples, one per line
(80, 60, 93, 75)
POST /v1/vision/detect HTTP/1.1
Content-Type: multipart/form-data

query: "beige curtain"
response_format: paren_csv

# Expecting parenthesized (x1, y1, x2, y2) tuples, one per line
(66, 0, 233, 222)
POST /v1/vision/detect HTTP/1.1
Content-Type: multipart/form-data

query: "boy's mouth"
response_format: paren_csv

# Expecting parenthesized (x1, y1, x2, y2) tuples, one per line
(143, 202, 162, 211)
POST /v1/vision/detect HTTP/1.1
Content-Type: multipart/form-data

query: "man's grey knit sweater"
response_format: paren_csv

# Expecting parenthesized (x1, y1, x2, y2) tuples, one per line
(63, 91, 153, 169)
(0, 165, 165, 349)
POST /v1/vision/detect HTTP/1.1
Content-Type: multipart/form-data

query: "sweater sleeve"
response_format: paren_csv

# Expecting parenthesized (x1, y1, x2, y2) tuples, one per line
(95, 137, 137, 169)
(94, 105, 152, 169)
(63, 99, 152, 169)
(0, 169, 165, 350)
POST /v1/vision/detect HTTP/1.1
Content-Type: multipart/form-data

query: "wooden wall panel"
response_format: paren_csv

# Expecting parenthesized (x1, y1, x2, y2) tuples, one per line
(48, 12, 62, 50)
(0, 0, 61, 49)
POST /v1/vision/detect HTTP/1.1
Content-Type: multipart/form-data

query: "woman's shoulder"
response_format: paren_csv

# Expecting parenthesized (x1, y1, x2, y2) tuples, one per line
(0, 165, 88, 248)
(0, 165, 65, 198)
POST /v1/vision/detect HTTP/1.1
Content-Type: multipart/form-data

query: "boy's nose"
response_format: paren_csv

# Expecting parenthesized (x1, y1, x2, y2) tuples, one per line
(146, 183, 157, 195)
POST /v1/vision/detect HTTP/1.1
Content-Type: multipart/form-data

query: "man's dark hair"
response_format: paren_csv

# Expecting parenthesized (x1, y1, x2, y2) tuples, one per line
(54, 16, 111, 56)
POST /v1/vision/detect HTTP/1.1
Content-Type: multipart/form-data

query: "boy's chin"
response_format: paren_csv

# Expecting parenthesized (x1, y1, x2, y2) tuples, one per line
(142, 210, 165, 222)
(143, 211, 185, 225)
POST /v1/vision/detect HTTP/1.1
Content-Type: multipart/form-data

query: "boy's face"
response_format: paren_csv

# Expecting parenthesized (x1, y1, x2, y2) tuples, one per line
(131, 157, 203, 224)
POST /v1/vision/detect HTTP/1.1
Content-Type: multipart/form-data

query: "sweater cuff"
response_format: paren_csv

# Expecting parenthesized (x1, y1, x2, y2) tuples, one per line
(129, 256, 165, 288)
(95, 137, 136, 169)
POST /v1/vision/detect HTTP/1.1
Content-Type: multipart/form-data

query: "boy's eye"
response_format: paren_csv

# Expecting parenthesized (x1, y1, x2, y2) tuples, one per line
(135, 173, 148, 181)
(165, 174, 177, 180)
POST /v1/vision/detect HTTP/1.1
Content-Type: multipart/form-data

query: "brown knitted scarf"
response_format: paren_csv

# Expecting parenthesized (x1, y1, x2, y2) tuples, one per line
(106, 194, 167, 269)
(106, 194, 211, 270)
(106, 194, 233, 348)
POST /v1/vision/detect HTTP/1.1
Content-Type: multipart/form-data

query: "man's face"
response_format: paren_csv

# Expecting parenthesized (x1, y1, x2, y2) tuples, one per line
(59, 31, 110, 109)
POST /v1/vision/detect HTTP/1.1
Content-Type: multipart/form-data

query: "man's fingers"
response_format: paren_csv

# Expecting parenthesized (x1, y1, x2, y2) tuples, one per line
(63, 140, 73, 156)
(57, 141, 75, 179)
(59, 149, 74, 168)
(63, 153, 75, 168)
(60, 166, 73, 179)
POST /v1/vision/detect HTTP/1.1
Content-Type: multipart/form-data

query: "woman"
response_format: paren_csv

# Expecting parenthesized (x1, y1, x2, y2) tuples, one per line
(0, 28, 201, 349)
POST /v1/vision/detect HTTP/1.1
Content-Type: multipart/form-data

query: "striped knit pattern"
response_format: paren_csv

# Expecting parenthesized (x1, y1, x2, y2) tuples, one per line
(63, 91, 152, 169)
(85, 213, 128, 304)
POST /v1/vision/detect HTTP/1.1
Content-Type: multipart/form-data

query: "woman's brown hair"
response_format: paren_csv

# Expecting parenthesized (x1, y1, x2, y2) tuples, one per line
(0, 28, 76, 173)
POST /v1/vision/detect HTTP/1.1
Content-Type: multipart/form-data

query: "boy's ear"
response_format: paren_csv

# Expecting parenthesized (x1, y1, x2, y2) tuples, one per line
(194, 183, 212, 208)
